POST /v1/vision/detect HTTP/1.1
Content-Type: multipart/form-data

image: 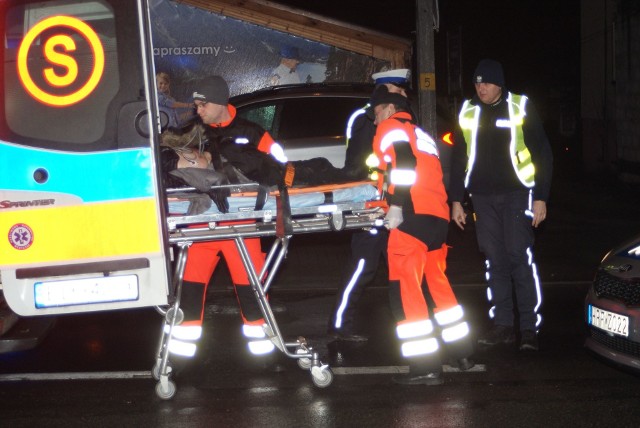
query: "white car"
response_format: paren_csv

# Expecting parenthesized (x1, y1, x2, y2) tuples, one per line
(231, 82, 455, 189)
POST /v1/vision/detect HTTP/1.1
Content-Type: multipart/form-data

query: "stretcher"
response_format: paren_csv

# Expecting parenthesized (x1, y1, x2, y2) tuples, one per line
(153, 180, 387, 399)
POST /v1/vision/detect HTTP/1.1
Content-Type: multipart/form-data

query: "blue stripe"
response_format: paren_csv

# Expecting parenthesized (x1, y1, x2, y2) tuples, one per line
(374, 77, 408, 85)
(0, 141, 155, 202)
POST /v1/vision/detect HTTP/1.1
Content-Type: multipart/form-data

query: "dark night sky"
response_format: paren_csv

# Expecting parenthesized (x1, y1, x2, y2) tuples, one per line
(275, 0, 581, 102)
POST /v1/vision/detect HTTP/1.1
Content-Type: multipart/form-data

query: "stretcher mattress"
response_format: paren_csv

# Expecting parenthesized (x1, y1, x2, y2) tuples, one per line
(168, 182, 378, 215)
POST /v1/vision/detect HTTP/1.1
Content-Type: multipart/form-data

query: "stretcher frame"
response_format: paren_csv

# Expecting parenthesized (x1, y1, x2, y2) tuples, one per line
(153, 182, 386, 399)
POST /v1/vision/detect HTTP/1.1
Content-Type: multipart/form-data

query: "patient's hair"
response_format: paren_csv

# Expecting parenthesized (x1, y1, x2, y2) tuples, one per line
(160, 122, 205, 149)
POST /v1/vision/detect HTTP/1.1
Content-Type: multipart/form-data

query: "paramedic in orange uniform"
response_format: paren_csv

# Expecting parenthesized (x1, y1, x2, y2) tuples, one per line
(370, 85, 474, 385)
(166, 76, 287, 359)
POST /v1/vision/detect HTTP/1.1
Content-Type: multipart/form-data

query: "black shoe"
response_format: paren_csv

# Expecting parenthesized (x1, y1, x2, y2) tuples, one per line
(449, 357, 475, 371)
(393, 371, 444, 386)
(519, 330, 539, 351)
(477, 325, 515, 346)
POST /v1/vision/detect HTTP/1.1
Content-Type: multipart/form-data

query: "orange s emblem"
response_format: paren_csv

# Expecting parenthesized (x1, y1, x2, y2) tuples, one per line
(17, 15, 105, 107)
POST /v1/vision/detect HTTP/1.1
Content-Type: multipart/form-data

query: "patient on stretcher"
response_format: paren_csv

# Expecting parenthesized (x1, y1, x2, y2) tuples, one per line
(160, 122, 359, 213)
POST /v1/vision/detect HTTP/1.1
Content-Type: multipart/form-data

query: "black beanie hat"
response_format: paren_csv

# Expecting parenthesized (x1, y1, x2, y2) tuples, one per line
(370, 85, 408, 109)
(473, 59, 505, 87)
(192, 76, 229, 106)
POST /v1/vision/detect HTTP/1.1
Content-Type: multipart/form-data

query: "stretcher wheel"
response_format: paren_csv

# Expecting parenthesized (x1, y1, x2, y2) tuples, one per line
(295, 347, 312, 369)
(297, 357, 312, 370)
(166, 307, 184, 325)
(155, 379, 177, 400)
(152, 363, 161, 380)
(152, 361, 172, 381)
(311, 366, 333, 388)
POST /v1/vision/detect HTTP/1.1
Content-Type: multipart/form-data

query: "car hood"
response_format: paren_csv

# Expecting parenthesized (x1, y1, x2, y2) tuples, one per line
(599, 234, 640, 279)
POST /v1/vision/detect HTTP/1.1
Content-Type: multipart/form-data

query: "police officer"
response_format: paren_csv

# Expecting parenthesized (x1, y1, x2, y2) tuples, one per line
(327, 69, 412, 342)
(370, 85, 474, 385)
(449, 59, 553, 351)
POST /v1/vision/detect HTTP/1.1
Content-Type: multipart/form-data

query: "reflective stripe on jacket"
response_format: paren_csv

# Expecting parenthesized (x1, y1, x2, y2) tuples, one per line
(373, 111, 449, 221)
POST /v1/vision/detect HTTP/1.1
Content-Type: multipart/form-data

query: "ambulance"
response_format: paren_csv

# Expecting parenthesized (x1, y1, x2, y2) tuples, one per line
(0, 0, 171, 349)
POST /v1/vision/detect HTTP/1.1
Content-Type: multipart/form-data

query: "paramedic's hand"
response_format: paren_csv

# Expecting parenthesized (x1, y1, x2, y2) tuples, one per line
(532, 200, 547, 228)
(385, 205, 403, 229)
(451, 201, 467, 230)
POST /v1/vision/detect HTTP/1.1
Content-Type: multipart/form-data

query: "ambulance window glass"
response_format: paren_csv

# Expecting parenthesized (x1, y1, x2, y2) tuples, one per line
(3, 1, 118, 146)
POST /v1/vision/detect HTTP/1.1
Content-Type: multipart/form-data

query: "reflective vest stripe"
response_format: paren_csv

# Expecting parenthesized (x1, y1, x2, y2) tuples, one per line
(380, 129, 411, 153)
(389, 169, 417, 185)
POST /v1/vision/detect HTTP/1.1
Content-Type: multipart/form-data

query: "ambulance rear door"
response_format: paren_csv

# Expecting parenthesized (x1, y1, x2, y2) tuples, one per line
(0, 0, 171, 315)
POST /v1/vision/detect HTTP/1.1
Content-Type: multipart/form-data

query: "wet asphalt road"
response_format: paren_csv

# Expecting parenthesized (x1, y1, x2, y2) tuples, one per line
(1, 173, 640, 427)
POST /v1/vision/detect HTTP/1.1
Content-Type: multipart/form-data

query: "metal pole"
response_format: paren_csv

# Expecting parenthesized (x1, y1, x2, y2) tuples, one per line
(415, 0, 437, 135)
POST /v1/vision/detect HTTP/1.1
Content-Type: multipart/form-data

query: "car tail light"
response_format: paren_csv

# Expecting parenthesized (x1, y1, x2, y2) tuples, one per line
(441, 132, 454, 146)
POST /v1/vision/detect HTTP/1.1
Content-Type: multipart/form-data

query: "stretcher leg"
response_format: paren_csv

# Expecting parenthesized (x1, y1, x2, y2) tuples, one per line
(153, 242, 190, 400)
(234, 236, 333, 388)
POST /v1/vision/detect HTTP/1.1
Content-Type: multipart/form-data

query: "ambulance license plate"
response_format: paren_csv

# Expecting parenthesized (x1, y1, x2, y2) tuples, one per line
(34, 275, 139, 308)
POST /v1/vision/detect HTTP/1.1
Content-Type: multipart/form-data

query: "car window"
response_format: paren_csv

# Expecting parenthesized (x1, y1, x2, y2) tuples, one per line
(240, 104, 276, 135)
(277, 97, 364, 141)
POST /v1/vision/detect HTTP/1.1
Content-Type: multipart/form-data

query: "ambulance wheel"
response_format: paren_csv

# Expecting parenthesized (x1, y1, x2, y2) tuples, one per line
(311, 367, 333, 388)
(297, 357, 312, 370)
(155, 380, 177, 400)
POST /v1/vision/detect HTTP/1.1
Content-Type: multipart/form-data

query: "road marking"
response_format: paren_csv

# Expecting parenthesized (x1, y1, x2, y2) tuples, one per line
(331, 364, 486, 375)
(0, 371, 152, 381)
(0, 365, 487, 381)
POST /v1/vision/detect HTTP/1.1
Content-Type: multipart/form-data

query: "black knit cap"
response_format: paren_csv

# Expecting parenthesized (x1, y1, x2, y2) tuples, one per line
(472, 59, 505, 87)
(369, 85, 408, 109)
(192, 76, 229, 106)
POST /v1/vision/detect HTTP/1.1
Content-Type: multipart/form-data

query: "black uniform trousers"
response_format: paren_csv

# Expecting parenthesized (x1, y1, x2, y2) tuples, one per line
(471, 190, 541, 332)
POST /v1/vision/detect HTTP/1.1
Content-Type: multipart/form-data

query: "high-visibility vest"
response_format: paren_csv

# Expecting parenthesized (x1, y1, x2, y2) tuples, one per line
(458, 92, 535, 188)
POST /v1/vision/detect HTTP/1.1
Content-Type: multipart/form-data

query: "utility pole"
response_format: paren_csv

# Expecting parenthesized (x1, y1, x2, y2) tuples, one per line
(415, 0, 436, 135)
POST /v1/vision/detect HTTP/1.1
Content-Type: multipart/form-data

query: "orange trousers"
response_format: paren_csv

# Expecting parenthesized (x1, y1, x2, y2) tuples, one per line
(387, 228, 458, 323)
(181, 237, 266, 327)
